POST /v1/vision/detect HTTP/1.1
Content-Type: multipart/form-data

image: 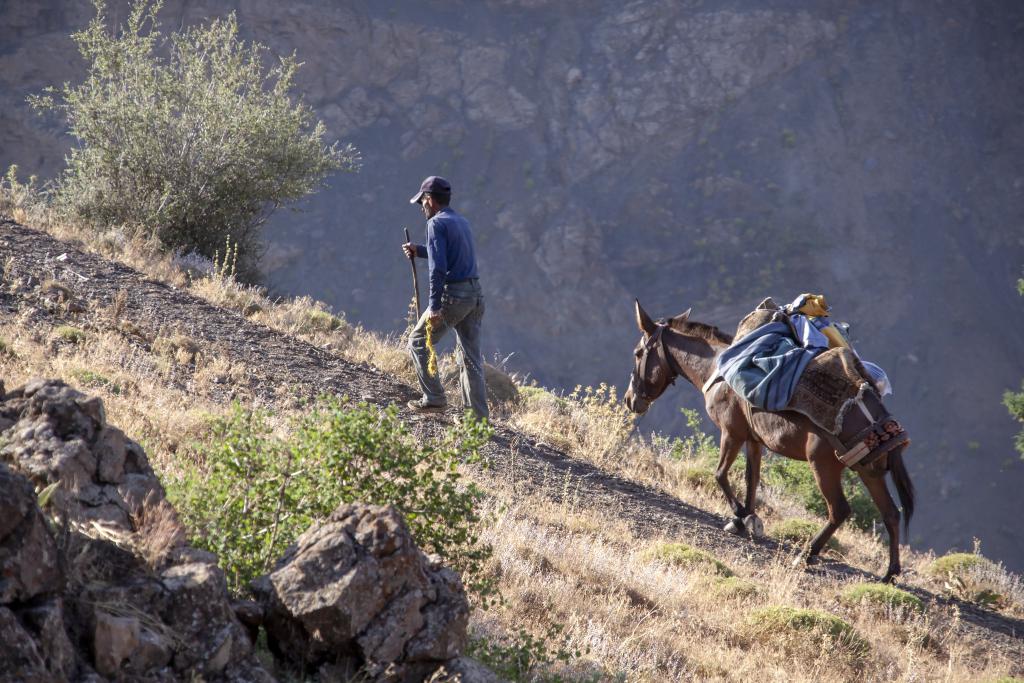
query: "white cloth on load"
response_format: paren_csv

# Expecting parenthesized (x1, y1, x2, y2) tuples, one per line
(861, 361, 893, 397)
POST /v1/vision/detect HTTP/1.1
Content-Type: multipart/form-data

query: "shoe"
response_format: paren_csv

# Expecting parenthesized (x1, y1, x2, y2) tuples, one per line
(407, 397, 446, 413)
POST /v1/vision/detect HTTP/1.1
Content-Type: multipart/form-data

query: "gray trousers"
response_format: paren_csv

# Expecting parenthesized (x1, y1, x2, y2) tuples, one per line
(408, 279, 488, 420)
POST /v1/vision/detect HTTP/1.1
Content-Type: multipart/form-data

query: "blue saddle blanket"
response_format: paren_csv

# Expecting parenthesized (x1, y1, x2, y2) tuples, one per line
(715, 321, 824, 411)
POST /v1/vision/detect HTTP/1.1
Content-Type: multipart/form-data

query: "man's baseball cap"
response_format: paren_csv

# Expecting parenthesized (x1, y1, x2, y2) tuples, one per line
(409, 175, 452, 204)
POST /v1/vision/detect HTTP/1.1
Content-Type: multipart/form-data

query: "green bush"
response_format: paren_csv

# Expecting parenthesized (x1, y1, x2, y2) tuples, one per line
(643, 542, 733, 576)
(168, 398, 493, 599)
(926, 552, 991, 578)
(770, 518, 840, 551)
(30, 0, 358, 272)
(839, 582, 924, 614)
(762, 456, 880, 531)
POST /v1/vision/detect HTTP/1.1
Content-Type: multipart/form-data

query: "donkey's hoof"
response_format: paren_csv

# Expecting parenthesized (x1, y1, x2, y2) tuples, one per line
(724, 518, 746, 536)
(743, 514, 764, 537)
(881, 568, 901, 584)
(792, 552, 820, 569)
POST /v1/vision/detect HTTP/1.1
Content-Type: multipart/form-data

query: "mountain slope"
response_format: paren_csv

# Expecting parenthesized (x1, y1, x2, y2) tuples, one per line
(2, 217, 1023, 677)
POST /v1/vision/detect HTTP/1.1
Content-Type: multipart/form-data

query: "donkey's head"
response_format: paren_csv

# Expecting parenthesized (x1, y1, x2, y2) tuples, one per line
(624, 300, 690, 414)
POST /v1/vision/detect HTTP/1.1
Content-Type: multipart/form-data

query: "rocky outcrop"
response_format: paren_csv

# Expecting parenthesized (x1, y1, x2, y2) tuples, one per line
(253, 503, 472, 682)
(0, 378, 495, 681)
(0, 379, 273, 682)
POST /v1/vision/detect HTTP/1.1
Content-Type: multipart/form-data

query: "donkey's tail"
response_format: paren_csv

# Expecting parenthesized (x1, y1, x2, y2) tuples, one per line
(889, 446, 915, 534)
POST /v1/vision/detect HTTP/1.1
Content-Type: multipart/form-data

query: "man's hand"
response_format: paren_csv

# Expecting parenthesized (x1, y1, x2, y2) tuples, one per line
(402, 242, 417, 259)
(428, 308, 443, 326)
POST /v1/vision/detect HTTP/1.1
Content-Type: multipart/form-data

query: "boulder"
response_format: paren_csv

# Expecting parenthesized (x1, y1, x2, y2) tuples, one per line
(0, 379, 165, 534)
(0, 462, 61, 604)
(256, 503, 470, 679)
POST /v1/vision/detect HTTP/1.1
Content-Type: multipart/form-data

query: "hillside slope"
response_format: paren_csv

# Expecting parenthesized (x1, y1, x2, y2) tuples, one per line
(2, 217, 1023, 677)
(2, 0, 1023, 570)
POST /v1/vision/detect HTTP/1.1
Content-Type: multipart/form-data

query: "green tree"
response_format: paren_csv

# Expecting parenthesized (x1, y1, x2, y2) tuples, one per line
(30, 0, 357, 273)
(1004, 274, 1024, 459)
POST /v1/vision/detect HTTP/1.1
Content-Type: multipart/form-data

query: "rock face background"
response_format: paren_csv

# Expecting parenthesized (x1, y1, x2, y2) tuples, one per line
(2, 1, 1024, 569)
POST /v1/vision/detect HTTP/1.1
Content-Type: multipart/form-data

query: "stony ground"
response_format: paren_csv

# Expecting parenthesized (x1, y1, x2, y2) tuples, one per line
(2, 218, 1022, 667)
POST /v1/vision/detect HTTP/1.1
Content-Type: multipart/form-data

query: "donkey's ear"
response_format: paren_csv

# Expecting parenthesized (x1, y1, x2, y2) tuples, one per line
(673, 308, 692, 323)
(635, 299, 657, 335)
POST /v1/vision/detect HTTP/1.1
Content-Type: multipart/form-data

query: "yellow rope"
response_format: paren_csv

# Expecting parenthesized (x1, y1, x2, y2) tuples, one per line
(425, 318, 439, 377)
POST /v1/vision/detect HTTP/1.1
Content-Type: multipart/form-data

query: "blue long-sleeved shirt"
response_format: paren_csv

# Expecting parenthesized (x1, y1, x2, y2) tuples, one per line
(414, 207, 479, 311)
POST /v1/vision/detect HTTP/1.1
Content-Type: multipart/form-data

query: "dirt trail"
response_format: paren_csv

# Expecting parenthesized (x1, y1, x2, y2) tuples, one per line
(2, 219, 1021, 662)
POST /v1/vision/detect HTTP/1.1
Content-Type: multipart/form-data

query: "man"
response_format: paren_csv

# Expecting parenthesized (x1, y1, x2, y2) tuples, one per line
(402, 175, 488, 420)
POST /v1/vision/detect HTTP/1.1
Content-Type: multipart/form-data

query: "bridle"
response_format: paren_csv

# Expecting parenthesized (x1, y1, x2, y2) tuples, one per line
(632, 321, 681, 403)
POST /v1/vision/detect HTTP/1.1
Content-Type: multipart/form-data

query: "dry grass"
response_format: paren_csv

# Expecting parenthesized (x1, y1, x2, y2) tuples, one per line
(466, 482, 1022, 682)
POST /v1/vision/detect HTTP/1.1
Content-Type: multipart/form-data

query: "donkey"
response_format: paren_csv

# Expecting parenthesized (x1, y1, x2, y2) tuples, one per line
(623, 301, 914, 582)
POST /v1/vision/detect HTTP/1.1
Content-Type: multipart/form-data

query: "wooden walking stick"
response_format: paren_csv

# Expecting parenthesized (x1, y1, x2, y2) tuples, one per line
(403, 227, 421, 315)
(404, 227, 438, 376)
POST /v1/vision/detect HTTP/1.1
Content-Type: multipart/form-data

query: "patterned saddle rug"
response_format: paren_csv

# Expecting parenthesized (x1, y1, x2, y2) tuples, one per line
(732, 297, 910, 468)
(787, 347, 910, 468)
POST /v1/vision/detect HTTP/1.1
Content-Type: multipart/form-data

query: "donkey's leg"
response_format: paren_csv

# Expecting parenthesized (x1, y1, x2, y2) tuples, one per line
(742, 441, 764, 536)
(715, 432, 748, 535)
(798, 455, 850, 566)
(858, 470, 902, 583)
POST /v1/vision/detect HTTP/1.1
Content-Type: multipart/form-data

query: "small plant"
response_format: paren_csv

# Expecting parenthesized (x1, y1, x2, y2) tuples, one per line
(467, 623, 583, 683)
(68, 368, 118, 393)
(770, 518, 840, 552)
(642, 542, 733, 577)
(0, 338, 16, 359)
(55, 326, 87, 345)
(704, 575, 762, 601)
(746, 606, 868, 655)
(0, 165, 43, 224)
(299, 308, 346, 334)
(839, 582, 924, 615)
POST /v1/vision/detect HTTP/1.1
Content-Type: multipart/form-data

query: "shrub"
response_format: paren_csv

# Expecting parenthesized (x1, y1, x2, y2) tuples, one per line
(926, 551, 1017, 609)
(30, 0, 358, 272)
(642, 542, 733, 577)
(55, 326, 87, 345)
(770, 518, 840, 552)
(926, 552, 990, 577)
(839, 582, 924, 615)
(762, 456, 880, 531)
(467, 623, 583, 683)
(168, 398, 494, 600)
(68, 368, 120, 394)
(746, 606, 867, 654)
